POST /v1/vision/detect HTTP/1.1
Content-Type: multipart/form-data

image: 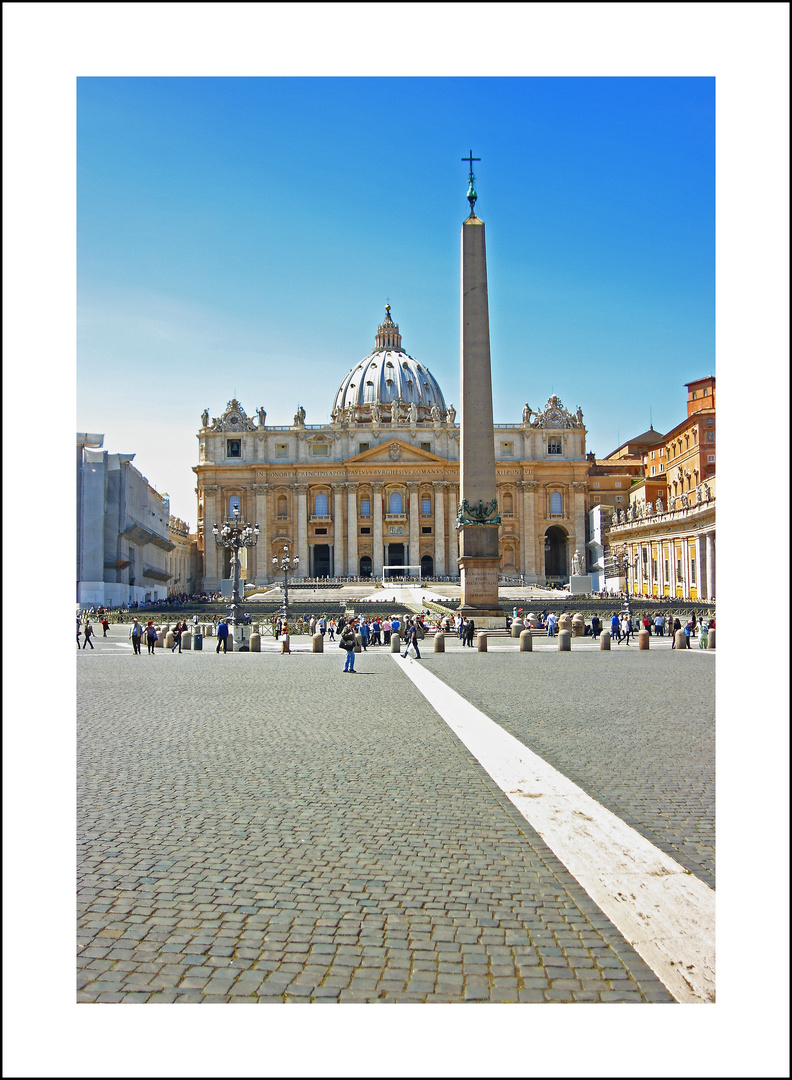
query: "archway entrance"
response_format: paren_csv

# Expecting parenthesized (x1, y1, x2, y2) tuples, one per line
(359, 556, 372, 578)
(312, 544, 331, 578)
(544, 526, 568, 581)
(385, 543, 406, 578)
(420, 555, 434, 578)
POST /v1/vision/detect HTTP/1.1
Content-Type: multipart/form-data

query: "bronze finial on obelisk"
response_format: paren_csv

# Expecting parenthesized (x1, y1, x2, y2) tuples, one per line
(456, 153, 503, 624)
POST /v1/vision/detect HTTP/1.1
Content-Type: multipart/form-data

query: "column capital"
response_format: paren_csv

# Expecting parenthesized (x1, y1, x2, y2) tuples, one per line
(408, 482, 420, 494)
(432, 480, 447, 491)
(523, 480, 540, 492)
(572, 481, 588, 494)
(252, 484, 269, 496)
(371, 481, 384, 492)
(294, 483, 309, 495)
(202, 484, 218, 495)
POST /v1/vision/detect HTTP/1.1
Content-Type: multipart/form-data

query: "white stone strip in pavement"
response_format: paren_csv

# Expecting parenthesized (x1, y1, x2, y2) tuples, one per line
(392, 654, 716, 1003)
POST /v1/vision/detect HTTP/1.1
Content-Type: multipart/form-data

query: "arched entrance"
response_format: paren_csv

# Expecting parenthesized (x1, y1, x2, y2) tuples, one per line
(420, 555, 434, 578)
(544, 526, 568, 582)
(359, 556, 372, 578)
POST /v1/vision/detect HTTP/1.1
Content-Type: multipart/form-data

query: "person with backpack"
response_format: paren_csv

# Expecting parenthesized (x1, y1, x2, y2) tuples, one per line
(82, 620, 95, 649)
(172, 621, 184, 653)
(340, 619, 357, 672)
(145, 620, 158, 654)
(128, 618, 142, 654)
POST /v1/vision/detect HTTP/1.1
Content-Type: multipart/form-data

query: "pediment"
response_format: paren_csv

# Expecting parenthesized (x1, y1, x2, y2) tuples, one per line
(345, 439, 446, 466)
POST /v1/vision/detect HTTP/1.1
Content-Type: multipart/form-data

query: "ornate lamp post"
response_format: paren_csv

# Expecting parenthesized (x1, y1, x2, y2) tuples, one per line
(213, 507, 259, 633)
(615, 543, 632, 615)
(272, 545, 299, 618)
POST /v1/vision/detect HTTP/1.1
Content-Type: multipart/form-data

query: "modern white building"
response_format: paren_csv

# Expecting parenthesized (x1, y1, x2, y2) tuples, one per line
(77, 434, 174, 608)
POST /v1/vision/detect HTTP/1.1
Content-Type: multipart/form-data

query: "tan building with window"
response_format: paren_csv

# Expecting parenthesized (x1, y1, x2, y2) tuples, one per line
(604, 377, 716, 600)
(193, 309, 592, 589)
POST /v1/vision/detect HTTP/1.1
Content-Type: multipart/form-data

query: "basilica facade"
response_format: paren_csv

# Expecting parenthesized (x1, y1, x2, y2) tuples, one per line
(193, 308, 591, 589)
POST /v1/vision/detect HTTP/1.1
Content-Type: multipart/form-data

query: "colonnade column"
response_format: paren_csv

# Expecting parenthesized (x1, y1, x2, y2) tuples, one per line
(346, 483, 358, 576)
(202, 485, 219, 584)
(253, 484, 269, 583)
(433, 482, 446, 576)
(694, 534, 703, 600)
(408, 484, 419, 570)
(706, 532, 715, 600)
(572, 481, 588, 574)
(522, 481, 539, 582)
(372, 482, 384, 577)
(332, 484, 345, 580)
(295, 484, 309, 577)
(447, 485, 459, 574)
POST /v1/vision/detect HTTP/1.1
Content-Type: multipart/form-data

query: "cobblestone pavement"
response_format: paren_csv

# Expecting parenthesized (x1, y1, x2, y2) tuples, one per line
(421, 647, 715, 888)
(77, 629, 687, 1003)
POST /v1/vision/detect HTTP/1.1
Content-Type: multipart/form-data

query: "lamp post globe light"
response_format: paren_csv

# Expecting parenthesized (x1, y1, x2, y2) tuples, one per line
(213, 507, 259, 636)
(272, 546, 299, 618)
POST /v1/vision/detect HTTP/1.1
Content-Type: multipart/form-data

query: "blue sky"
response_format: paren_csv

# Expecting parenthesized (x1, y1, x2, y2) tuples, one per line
(77, 75, 714, 523)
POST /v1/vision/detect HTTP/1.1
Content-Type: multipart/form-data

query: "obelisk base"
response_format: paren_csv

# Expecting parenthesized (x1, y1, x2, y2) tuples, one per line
(458, 555, 504, 627)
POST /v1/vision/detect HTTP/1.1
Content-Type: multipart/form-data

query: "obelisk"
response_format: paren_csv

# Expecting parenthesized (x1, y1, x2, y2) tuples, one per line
(457, 153, 503, 625)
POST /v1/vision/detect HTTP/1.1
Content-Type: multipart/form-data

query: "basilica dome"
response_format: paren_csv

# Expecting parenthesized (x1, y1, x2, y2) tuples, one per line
(332, 308, 448, 424)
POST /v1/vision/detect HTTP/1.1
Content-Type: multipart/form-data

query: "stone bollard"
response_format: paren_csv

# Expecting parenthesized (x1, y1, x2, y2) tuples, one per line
(571, 614, 585, 637)
(250, 633, 261, 652)
(205, 623, 214, 637)
(390, 633, 401, 653)
(675, 629, 687, 650)
(600, 631, 611, 650)
(434, 632, 445, 653)
(354, 634, 362, 653)
(558, 614, 572, 633)
(312, 633, 323, 653)
(511, 618, 525, 638)
(707, 627, 716, 650)
(558, 629, 572, 651)
(165, 631, 176, 649)
(525, 613, 537, 628)
(154, 627, 165, 648)
(281, 634, 291, 654)
(182, 632, 192, 651)
(226, 635, 234, 652)
(477, 632, 488, 652)
(519, 629, 533, 652)
(638, 629, 650, 650)
(193, 632, 203, 651)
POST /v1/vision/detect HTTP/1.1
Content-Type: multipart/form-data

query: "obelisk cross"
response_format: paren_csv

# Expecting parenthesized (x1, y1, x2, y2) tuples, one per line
(462, 151, 480, 214)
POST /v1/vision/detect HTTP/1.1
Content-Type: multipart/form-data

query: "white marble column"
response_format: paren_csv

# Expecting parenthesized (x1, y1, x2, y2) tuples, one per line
(253, 484, 268, 583)
(346, 483, 358, 576)
(408, 484, 419, 570)
(447, 485, 459, 573)
(706, 532, 715, 600)
(522, 481, 539, 582)
(694, 534, 704, 599)
(372, 482, 384, 577)
(202, 485, 220, 584)
(295, 484, 309, 577)
(433, 482, 446, 576)
(573, 481, 588, 572)
(332, 484, 345, 580)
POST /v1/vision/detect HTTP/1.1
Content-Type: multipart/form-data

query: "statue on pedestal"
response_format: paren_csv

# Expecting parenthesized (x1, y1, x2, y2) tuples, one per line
(294, 405, 306, 426)
(408, 402, 418, 424)
(391, 398, 400, 424)
(447, 404, 456, 425)
(201, 409, 209, 428)
(522, 403, 533, 425)
(371, 402, 380, 424)
(572, 550, 583, 576)
(257, 406, 266, 426)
